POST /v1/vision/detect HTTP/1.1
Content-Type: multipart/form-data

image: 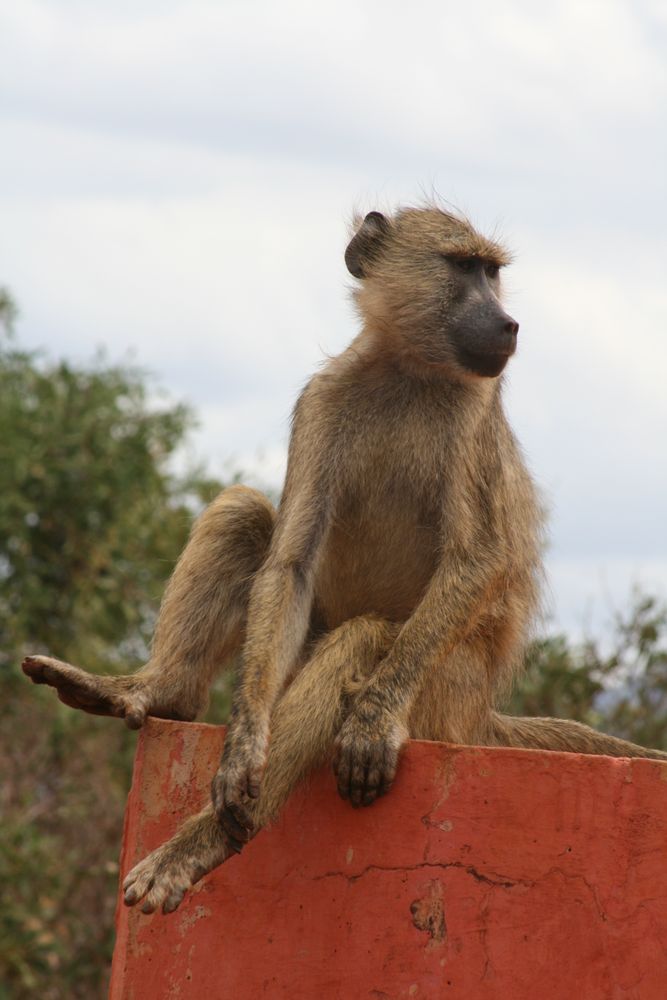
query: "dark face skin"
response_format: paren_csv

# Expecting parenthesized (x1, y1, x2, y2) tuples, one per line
(442, 256, 519, 378)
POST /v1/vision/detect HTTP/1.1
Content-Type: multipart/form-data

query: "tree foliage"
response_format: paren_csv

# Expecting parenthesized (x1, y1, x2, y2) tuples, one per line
(0, 291, 227, 998)
(511, 594, 667, 751)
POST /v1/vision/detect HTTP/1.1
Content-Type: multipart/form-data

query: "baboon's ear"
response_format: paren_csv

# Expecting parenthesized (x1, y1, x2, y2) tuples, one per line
(345, 211, 391, 279)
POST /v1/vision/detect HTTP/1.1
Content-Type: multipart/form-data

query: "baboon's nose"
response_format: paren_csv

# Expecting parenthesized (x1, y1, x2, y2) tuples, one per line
(503, 318, 519, 337)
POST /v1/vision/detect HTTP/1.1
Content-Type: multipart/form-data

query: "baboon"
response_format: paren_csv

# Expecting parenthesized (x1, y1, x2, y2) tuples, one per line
(23, 205, 667, 916)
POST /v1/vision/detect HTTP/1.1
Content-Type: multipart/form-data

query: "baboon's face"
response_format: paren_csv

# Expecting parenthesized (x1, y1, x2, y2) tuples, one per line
(345, 208, 519, 379)
(437, 255, 518, 378)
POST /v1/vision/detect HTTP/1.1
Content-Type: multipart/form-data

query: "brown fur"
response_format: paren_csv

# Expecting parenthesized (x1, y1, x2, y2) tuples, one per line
(22, 204, 667, 915)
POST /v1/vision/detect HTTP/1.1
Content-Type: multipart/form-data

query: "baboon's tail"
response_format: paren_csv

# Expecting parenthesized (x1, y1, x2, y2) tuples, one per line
(490, 711, 667, 761)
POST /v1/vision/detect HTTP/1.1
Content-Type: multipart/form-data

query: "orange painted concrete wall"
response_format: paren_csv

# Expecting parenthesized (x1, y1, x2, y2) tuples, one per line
(110, 719, 667, 999)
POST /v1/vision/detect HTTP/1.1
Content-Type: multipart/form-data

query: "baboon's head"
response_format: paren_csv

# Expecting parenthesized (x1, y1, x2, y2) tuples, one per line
(345, 206, 517, 379)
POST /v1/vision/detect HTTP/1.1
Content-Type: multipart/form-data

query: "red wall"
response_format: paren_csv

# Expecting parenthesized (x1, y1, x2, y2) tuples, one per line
(110, 719, 667, 999)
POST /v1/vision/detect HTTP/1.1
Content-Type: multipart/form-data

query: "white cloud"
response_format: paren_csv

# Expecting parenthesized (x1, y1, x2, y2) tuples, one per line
(546, 555, 667, 640)
(0, 0, 665, 637)
(2, 0, 665, 184)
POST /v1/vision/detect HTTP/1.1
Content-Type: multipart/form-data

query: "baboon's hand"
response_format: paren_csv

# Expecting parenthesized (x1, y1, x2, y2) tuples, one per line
(211, 735, 267, 850)
(334, 706, 407, 807)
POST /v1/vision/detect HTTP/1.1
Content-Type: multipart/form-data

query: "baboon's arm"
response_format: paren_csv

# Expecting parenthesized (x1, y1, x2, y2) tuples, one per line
(335, 537, 501, 804)
(237, 478, 330, 740)
(212, 397, 334, 818)
(366, 541, 500, 711)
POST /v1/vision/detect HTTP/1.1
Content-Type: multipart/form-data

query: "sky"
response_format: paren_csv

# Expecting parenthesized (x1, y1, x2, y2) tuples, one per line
(0, 0, 665, 639)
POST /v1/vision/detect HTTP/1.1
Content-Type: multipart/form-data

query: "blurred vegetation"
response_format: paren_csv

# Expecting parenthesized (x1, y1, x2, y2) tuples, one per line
(0, 291, 231, 999)
(1, 289, 666, 997)
(509, 593, 667, 749)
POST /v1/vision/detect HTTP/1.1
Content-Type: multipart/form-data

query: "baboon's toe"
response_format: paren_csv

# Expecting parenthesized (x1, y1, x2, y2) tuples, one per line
(23, 657, 101, 714)
(21, 653, 145, 720)
(161, 887, 187, 914)
(123, 864, 155, 908)
(123, 852, 208, 915)
(23, 654, 98, 692)
(22, 655, 54, 683)
(57, 686, 118, 716)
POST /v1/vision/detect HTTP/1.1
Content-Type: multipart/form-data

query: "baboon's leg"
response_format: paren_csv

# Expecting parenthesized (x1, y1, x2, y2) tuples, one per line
(123, 615, 397, 914)
(407, 638, 497, 747)
(22, 486, 275, 728)
(408, 635, 667, 761)
(490, 712, 667, 760)
(249, 615, 398, 824)
(122, 804, 229, 915)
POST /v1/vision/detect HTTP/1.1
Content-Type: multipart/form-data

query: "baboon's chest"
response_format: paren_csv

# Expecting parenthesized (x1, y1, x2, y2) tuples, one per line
(315, 443, 443, 626)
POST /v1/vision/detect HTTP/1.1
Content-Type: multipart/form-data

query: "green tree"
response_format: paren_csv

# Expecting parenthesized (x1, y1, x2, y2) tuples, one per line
(0, 291, 227, 999)
(511, 593, 667, 751)
(593, 594, 667, 749)
(508, 634, 603, 723)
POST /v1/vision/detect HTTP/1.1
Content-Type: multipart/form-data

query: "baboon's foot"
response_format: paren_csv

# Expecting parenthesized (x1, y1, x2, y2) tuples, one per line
(21, 655, 165, 729)
(123, 830, 231, 914)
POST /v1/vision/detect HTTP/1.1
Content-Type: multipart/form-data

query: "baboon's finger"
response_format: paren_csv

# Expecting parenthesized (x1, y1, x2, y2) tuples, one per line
(226, 835, 245, 855)
(378, 775, 394, 798)
(246, 768, 263, 800)
(348, 757, 368, 808)
(334, 750, 352, 801)
(228, 797, 255, 831)
(210, 770, 225, 817)
(363, 764, 382, 806)
(374, 746, 399, 800)
(220, 804, 253, 844)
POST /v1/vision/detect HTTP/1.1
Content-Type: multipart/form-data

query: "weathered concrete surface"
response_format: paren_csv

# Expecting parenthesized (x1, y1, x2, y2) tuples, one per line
(110, 718, 667, 999)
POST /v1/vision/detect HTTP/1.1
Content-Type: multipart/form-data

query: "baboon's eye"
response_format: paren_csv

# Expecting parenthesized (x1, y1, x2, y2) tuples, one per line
(485, 264, 500, 280)
(453, 258, 475, 274)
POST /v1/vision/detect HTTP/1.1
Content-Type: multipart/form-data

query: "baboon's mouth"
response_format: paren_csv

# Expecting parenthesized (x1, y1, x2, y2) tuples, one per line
(497, 331, 518, 356)
(457, 343, 515, 377)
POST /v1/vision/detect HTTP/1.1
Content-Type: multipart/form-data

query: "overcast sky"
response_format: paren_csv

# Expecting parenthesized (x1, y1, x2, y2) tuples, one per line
(1, 0, 665, 638)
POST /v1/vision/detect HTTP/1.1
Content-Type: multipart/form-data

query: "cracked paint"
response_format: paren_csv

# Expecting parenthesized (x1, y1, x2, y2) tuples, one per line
(110, 720, 667, 1000)
(410, 880, 447, 949)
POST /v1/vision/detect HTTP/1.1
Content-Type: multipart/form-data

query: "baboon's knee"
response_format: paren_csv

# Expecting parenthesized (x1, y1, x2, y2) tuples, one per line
(310, 615, 398, 690)
(194, 485, 275, 569)
(345, 615, 398, 656)
(152, 486, 276, 678)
